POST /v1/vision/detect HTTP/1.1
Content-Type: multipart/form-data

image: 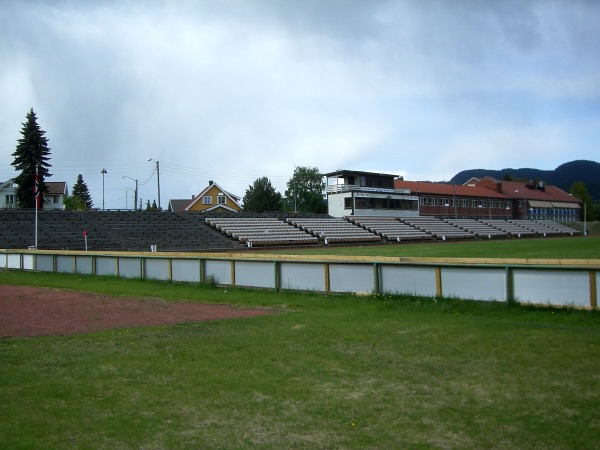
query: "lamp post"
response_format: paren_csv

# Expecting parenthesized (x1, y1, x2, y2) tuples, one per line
(453, 185, 457, 218)
(101, 168, 107, 210)
(122, 176, 138, 211)
(148, 158, 161, 211)
(584, 201, 587, 236)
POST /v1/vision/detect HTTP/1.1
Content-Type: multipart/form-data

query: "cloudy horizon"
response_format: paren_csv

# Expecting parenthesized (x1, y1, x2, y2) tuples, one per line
(1, 0, 598, 209)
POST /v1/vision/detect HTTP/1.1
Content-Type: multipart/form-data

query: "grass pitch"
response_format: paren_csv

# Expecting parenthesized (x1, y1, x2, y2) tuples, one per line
(1, 267, 599, 448)
(265, 235, 600, 259)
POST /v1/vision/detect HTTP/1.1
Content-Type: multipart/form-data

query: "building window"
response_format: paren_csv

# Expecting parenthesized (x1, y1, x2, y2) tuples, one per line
(203, 196, 212, 205)
(471, 200, 478, 207)
(5, 194, 15, 205)
(461, 199, 468, 207)
(344, 197, 353, 209)
(420, 197, 427, 206)
(218, 194, 226, 205)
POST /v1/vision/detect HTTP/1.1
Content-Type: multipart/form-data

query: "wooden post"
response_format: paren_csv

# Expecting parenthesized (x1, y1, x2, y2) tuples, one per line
(435, 266, 442, 298)
(590, 271, 597, 309)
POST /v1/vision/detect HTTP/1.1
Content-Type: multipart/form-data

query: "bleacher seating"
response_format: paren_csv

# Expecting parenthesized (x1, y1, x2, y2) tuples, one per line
(400, 217, 475, 240)
(287, 217, 382, 244)
(509, 220, 563, 236)
(534, 221, 580, 236)
(347, 216, 432, 241)
(480, 219, 536, 237)
(205, 217, 318, 247)
(444, 219, 508, 239)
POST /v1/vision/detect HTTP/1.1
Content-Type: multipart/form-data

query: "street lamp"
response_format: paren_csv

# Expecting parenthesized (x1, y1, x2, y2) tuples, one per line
(122, 176, 138, 211)
(584, 201, 587, 236)
(148, 158, 161, 211)
(101, 168, 107, 210)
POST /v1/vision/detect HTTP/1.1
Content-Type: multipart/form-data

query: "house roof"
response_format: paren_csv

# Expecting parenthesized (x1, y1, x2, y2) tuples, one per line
(0, 180, 15, 190)
(168, 199, 193, 212)
(394, 180, 510, 199)
(483, 178, 579, 203)
(185, 181, 242, 211)
(45, 182, 68, 195)
(202, 204, 241, 213)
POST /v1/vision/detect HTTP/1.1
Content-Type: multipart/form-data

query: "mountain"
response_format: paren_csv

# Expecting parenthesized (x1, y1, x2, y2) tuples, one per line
(450, 160, 600, 202)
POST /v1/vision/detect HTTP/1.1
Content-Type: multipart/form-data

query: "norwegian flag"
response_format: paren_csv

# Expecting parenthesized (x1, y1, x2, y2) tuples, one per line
(34, 164, 40, 209)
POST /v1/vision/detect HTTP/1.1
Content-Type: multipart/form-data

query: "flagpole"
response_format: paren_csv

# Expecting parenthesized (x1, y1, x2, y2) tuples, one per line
(34, 164, 39, 249)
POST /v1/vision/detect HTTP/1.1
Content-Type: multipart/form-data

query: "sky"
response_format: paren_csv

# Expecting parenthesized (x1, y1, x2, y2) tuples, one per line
(1, 0, 599, 210)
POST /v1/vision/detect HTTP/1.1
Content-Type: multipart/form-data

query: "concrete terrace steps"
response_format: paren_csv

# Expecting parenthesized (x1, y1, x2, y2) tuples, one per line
(0, 210, 581, 251)
(0, 210, 246, 251)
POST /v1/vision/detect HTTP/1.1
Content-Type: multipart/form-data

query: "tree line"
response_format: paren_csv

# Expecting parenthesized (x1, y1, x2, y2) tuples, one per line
(9, 109, 327, 213)
(8, 108, 598, 219)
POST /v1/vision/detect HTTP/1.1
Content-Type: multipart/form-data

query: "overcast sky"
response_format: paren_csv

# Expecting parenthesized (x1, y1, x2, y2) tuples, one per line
(1, 0, 599, 209)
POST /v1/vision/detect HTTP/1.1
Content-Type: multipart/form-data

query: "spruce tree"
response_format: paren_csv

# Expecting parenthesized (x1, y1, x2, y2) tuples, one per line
(11, 109, 52, 208)
(71, 174, 93, 210)
(243, 177, 282, 212)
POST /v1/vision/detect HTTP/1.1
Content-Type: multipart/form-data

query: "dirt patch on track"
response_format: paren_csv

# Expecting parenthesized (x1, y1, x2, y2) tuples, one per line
(0, 285, 273, 337)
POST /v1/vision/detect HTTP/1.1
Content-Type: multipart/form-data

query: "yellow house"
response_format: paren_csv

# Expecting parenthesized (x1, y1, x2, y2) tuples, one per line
(185, 181, 242, 213)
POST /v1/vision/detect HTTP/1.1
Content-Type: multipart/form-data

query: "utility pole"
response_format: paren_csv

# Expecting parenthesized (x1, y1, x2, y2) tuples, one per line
(148, 158, 161, 210)
(122, 176, 138, 211)
(101, 168, 107, 210)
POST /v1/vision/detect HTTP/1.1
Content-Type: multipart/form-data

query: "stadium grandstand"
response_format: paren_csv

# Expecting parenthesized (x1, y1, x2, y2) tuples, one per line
(0, 169, 582, 251)
(0, 209, 580, 252)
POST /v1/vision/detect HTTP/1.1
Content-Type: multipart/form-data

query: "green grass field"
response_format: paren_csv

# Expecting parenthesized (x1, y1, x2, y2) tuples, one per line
(261, 235, 600, 259)
(1, 237, 599, 448)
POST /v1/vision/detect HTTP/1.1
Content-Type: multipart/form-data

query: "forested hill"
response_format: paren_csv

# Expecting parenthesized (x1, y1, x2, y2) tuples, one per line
(450, 160, 600, 201)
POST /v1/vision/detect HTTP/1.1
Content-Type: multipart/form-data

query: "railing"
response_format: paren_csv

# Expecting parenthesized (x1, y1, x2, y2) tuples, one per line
(1, 249, 598, 309)
(325, 185, 411, 194)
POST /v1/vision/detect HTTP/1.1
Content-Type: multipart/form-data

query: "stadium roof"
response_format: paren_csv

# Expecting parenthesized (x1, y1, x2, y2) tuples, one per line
(323, 169, 399, 178)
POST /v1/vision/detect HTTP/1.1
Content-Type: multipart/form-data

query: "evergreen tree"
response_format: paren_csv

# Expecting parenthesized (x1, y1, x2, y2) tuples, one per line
(69, 174, 93, 210)
(11, 109, 52, 208)
(145, 200, 159, 211)
(243, 177, 282, 212)
(285, 166, 326, 213)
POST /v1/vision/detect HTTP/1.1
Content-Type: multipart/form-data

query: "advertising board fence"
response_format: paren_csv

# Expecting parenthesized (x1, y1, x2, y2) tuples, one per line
(1, 250, 598, 308)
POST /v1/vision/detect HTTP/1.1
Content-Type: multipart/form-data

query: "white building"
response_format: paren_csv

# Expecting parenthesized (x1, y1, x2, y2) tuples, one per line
(324, 170, 419, 217)
(0, 180, 18, 209)
(0, 180, 68, 210)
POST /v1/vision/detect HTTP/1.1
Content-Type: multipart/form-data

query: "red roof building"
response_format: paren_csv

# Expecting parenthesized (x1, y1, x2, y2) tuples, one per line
(394, 179, 513, 219)
(393, 177, 580, 222)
